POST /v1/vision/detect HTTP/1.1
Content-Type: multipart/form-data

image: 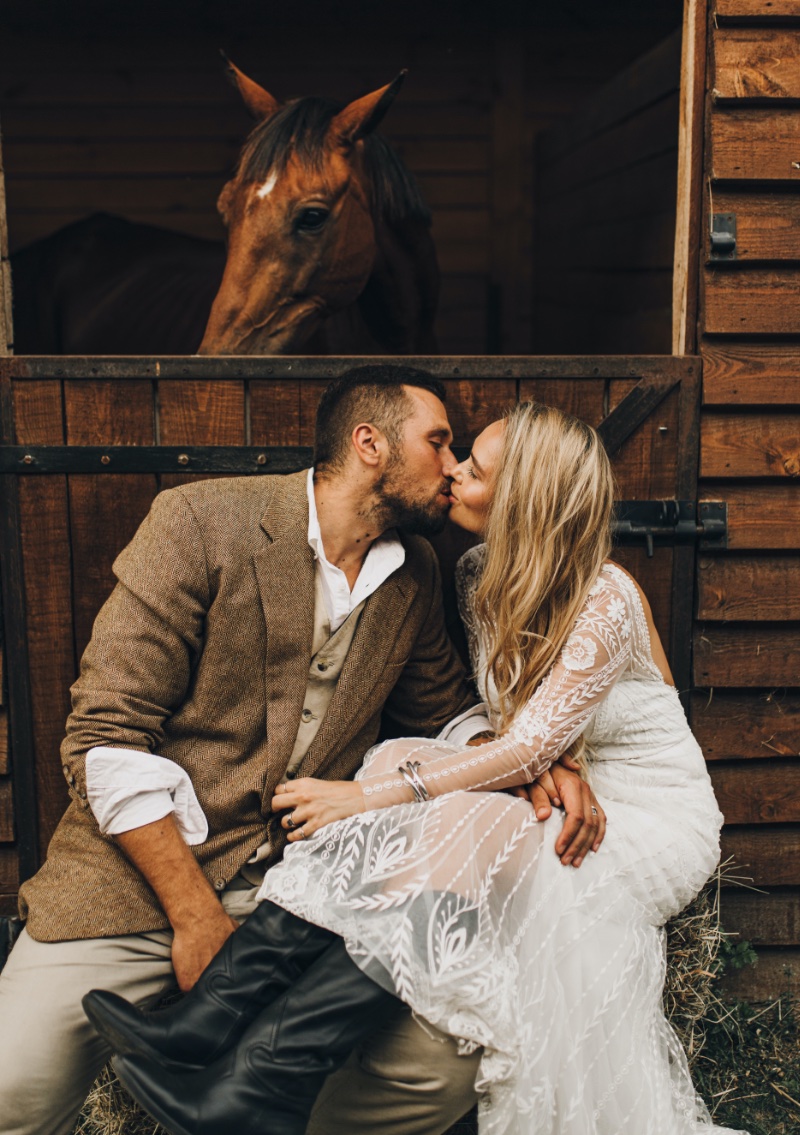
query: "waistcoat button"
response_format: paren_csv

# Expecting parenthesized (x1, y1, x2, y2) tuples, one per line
(214, 879, 225, 891)
(317, 661, 329, 672)
(301, 708, 313, 722)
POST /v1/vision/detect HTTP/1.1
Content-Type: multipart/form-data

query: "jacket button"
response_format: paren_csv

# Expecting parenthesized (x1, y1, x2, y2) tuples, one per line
(285, 769, 297, 780)
(214, 879, 225, 891)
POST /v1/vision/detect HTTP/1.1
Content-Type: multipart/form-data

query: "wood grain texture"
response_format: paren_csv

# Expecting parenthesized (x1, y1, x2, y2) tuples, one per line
(439, 380, 516, 445)
(0, 781, 13, 843)
(717, 0, 800, 21)
(17, 474, 74, 857)
(608, 382, 680, 499)
(704, 268, 800, 334)
(721, 887, 800, 946)
(707, 191, 800, 260)
(518, 379, 605, 426)
(673, 0, 707, 354)
(65, 381, 157, 660)
(703, 344, 800, 405)
(710, 108, 800, 181)
(698, 553, 800, 619)
(12, 380, 75, 857)
(717, 948, 800, 1002)
(714, 29, 800, 100)
(701, 412, 800, 477)
(721, 826, 800, 886)
(710, 759, 800, 823)
(250, 381, 302, 448)
(692, 690, 800, 760)
(699, 483, 800, 549)
(694, 623, 800, 685)
(0, 709, 7, 775)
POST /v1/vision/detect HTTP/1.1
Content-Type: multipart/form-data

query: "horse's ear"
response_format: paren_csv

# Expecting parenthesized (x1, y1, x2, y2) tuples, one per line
(331, 70, 407, 147)
(221, 52, 280, 120)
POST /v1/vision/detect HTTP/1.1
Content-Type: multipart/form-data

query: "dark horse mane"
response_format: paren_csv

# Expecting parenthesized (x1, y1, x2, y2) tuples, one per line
(238, 97, 432, 228)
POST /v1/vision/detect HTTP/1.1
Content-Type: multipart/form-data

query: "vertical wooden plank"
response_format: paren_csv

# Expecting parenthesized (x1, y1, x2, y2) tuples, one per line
(672, 0, 708, 354)
(250, 381, 302, 446)
(298, 381, 328, 447)
(440, 379, 516, 445)
(0, 118, 12, 355)
(64, 381, 157, 660)
(518, 378, 606, 427)
(159, 378, 246, 489)
(12, 380, 74, 861)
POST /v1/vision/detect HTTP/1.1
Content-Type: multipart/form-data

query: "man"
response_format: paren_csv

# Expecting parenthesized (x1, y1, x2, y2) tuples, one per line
(0, 365, 603, 1135)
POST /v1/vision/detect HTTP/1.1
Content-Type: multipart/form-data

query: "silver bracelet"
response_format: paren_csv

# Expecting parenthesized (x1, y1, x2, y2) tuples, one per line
(397, 759, 430, 802)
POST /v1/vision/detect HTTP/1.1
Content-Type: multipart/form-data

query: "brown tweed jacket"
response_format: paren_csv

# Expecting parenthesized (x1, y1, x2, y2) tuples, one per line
(20, 471, 476, 942)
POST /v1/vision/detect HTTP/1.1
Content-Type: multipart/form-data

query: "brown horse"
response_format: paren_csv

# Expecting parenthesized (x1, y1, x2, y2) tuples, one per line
(200, 61, 439, 355)
(10, 65, 439, 357)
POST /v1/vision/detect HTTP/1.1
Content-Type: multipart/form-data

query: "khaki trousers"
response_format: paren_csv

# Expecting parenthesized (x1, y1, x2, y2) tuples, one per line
(0, 883, 479, 1135)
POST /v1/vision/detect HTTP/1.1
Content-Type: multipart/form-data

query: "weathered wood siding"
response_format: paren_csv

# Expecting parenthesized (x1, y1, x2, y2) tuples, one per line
(532, 30, 682, 353)
(694, 0, 800, 995)
(0, 118, 17, 916)
(0, 18, 680, 355)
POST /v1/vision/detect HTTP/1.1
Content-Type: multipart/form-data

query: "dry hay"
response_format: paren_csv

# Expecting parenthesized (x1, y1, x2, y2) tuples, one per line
(72, 873, 733, 1135)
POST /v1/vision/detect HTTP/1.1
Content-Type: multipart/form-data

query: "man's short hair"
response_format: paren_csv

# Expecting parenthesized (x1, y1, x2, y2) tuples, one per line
(314, 365, 446, 473)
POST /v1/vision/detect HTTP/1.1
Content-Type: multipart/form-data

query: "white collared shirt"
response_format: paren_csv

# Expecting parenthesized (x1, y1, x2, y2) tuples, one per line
(306, 467, 406, 632)
(85, 471, 488, 840)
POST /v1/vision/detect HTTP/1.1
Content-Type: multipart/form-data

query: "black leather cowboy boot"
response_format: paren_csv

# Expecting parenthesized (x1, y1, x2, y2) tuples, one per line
(112, 939, 402, 1135)
(82, 900, 336, 1071)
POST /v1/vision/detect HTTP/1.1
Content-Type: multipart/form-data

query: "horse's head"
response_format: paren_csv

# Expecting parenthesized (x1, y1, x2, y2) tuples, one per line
(198, 61, 409, 355)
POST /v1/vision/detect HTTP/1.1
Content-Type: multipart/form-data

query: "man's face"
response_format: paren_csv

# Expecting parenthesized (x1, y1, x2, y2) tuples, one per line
(373, 387, 455, 536)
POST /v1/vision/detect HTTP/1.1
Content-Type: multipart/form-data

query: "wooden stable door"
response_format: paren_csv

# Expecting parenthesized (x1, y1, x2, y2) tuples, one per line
(0, 355, 704, 908)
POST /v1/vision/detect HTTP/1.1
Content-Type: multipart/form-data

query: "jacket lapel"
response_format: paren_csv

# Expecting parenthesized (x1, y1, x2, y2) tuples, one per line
(301, 562, 418, 778)
(252, 472, 315, 774)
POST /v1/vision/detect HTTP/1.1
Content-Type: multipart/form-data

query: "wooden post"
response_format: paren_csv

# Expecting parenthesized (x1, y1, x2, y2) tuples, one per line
(672, 0, 708, 355)
(0, 119, 11, 356)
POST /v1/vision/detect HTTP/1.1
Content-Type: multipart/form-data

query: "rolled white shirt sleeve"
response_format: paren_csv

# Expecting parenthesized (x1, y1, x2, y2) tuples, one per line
(85, 746, 209, 845)
(436, 703, 493, 746)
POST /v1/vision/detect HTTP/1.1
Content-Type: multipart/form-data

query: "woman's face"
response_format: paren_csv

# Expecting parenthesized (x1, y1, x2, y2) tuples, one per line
(446, 419, 505, 535)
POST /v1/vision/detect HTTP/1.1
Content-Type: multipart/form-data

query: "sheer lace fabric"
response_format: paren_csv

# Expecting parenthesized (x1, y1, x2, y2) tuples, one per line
(261, 557, 743, 1134)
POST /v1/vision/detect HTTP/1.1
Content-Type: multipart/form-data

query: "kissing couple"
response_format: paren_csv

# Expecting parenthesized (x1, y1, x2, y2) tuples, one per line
(1, 365, 742, 1135)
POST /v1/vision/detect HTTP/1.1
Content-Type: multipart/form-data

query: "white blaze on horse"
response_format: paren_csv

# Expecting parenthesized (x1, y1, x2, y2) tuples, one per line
(11, 63, 439, 357)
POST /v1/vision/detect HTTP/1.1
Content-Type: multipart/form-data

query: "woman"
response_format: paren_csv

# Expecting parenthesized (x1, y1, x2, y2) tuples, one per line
(84, 403, 745, 1135)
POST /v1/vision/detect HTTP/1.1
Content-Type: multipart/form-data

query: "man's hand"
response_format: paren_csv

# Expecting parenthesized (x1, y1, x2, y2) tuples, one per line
(511, 758, 606, 868)
(171, 905, 239, 992)
(115, 814, 238, 991)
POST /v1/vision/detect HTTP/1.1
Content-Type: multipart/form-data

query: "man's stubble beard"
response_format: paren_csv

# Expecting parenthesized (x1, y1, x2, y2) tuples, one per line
(371, 455, 450, 537)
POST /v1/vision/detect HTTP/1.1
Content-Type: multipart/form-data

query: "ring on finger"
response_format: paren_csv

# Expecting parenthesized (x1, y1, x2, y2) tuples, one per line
(591, 806, 598, 816)
(285, 811, 298, 831)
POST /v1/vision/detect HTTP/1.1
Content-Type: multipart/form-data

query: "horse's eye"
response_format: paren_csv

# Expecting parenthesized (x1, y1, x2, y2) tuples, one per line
(295, 208, 329, 232)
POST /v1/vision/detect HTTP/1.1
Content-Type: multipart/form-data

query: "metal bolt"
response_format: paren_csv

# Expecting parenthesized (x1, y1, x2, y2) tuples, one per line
(22, 454, 33, 465)
(178, 453, 189, 466)
(658, 426, 668, 434)
(256, 454, 267, 466)
(101, 455, 111, 465)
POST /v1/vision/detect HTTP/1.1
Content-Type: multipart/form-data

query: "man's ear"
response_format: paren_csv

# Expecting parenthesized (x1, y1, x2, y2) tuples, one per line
(351, 422, 387, 468)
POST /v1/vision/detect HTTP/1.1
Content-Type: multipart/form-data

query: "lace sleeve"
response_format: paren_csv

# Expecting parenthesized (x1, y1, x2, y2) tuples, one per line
(359, 568, 632, 807)
(454, 543, 486, 678)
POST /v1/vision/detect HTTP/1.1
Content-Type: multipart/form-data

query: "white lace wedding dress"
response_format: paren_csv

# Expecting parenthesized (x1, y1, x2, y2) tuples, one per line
(261, 554, 746, 1135)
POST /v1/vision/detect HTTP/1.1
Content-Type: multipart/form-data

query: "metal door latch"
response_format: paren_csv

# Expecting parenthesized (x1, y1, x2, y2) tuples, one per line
(613, 500, 727, 557)
(709, 213, 736, 260)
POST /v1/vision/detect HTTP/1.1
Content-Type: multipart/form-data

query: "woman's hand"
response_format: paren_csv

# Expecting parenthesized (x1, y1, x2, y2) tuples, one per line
(271, 778, 366, 842)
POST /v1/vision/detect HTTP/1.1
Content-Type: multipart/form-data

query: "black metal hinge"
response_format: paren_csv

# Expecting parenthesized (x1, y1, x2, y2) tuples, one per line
(613, 500, 727, 557)
(709, 213, 737, 260)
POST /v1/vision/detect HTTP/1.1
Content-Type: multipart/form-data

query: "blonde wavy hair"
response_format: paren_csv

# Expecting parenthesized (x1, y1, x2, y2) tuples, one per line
(475, 402, 615, 763)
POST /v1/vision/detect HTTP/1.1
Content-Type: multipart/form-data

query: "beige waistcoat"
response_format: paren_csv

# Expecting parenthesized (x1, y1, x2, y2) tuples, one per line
(241, 570, 365, 882)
